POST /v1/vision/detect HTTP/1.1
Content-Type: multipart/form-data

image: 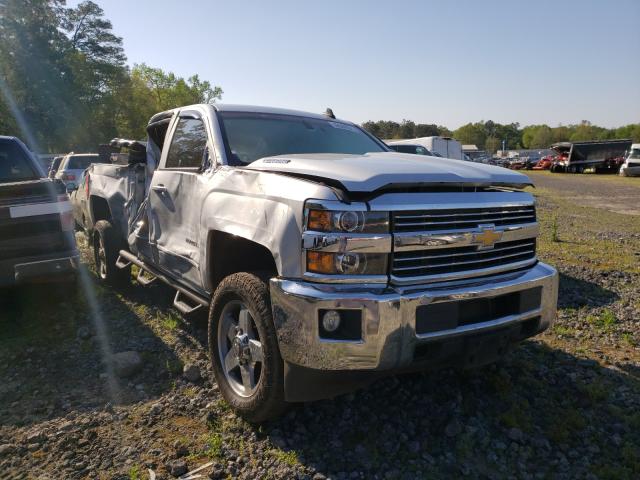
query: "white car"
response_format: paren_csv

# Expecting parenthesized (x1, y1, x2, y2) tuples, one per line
(54, 153, 103, 190)
(620, 143, 640, 177)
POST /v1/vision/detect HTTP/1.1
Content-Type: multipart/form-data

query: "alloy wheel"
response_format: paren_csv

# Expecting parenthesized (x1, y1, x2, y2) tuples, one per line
(217, 300, 264, 397)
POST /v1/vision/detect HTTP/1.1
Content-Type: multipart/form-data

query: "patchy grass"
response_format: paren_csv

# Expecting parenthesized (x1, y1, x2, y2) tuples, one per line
(165, 358, 184, 376)
(498, 400, 532, 432)
(183, 386, 198, 398)
(622, 333, 636, 347)
(205, 432, 224, 459)
(270, 448, 299, 466)
(587, 309, 618, 331)
(546, 408, 587, 444)
(551, 214, 560, 242)
(128, 465, 141, 480)
(552, 324, 574, 337)
(159, 311, 180, 331)
(529, 184, 640, 274)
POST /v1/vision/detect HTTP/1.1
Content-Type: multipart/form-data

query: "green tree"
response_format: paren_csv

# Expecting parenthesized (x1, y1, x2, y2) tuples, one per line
(484, 136, 500, 153)
(437, 125, 453, 137)
(398, 119, 416, 139)
(362, 120, 447, 139)
(530, 125, 553, 148)
(551, 125, 572, 143)
(63, 1, 125, 66)
(570, 120, 605, 142)
(61, 0, 128, 149)
(453, 122, 486, 149)
(494, 122, 522, 150)
(614, 124, 640, 142)
(522, 125, 542, 148)
(0, 0, 76, 151)
(116, 63, 223, 139)
(415, 123, 440, 137)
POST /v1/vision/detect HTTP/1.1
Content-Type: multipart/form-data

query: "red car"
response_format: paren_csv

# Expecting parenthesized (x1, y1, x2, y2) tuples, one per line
(532, 155, 553, 170)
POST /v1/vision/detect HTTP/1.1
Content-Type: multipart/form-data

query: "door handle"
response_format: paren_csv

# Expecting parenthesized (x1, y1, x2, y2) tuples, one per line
(151, 184, 167, 194)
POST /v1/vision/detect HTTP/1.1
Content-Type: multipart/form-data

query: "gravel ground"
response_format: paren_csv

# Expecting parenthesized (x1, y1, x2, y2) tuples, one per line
(1, 174, 639, 480)
(528, 171, 640, 216)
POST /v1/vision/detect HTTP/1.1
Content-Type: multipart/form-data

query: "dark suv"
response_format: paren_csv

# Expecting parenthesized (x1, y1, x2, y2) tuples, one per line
(0, 136, 78, 286)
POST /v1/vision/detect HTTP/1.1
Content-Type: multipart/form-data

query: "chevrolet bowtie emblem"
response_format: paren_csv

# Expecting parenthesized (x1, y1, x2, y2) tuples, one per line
(473, 226, 502, 248)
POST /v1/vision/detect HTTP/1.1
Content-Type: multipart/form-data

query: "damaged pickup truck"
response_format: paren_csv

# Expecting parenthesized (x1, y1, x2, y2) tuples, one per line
(78, 104, 558, 421)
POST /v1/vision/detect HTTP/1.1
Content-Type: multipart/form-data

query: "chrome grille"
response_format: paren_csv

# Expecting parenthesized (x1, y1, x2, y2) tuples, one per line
(392, 205, 536, 232)
(392, 239, 537, 280)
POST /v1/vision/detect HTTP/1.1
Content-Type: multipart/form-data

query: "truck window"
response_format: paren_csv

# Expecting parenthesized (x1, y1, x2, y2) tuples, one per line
(0, 139, 39, 183)
(165, 117, 208, 169)
(66, 155, 100, 169)
(218, 112, 386, 165)
(391, 145, 416, 154)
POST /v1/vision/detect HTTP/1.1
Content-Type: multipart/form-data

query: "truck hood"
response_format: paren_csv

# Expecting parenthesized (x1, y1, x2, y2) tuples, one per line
(246, 152, 532, 192)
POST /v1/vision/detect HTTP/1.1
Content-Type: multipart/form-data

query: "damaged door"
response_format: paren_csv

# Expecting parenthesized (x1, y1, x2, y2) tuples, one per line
(148, 110, 210, 291)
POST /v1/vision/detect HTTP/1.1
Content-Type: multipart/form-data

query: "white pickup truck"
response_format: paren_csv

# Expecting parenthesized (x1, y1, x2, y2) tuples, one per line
(76, 104, 558, 422)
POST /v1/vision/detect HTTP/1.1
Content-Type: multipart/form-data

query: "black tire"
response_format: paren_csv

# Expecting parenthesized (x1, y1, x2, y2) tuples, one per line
(208, 272, 286, 423)
(93, 220, 130, 286)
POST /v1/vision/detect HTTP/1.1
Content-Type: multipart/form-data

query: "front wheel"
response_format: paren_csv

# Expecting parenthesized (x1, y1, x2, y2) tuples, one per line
(208, 272, 286, 422)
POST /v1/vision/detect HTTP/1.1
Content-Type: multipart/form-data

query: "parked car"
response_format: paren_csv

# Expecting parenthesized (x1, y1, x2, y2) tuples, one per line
(37, 153, 57, 174)
(77, 104, 558, 422)
(387, 143, 432, 155)
(387, 136, 464, 160)
(0, 136, 78, 286)
(532, 155, 553, 170)
(48, 155, 64, 179)
(619, 143, 640, 177)
(54, 153, 105, 190)
(507, 157, 536, 170)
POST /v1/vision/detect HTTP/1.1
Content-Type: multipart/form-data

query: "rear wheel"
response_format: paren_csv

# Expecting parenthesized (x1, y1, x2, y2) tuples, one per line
(93, 220, 130, 286)
(208, 272, 286, 422)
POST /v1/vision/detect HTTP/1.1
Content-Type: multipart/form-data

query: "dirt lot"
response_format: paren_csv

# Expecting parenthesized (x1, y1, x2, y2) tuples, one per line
(1, 173, 639, 480)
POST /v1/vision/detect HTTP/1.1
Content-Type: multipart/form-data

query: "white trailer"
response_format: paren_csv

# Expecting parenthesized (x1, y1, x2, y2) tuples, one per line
(387, 136, 464, 160)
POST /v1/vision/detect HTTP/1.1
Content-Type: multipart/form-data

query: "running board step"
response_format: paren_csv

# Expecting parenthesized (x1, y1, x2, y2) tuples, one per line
(136, 268, 157, 286)
(115, 255, 132, 270)
(173, 291, 203, 315)
(118, 249, 210, 309)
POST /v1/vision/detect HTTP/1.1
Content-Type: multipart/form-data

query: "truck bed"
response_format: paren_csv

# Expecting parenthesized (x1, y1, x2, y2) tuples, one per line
(84, 162, 147, 240)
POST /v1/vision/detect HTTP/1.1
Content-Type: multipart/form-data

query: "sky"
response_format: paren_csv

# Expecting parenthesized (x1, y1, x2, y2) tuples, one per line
(69, 0, 640, 129)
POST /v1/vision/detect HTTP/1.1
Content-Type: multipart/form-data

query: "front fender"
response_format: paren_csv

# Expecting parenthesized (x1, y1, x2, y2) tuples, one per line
(198, 167, 338, 292)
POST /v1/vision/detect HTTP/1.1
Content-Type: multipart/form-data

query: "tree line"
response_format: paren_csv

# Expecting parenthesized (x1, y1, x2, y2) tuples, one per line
(0, 0, 222, 153)
(363, 119, 640, 153)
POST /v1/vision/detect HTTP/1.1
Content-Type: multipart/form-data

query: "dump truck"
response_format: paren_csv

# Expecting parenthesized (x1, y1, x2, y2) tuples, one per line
(549, 139, 632, 173)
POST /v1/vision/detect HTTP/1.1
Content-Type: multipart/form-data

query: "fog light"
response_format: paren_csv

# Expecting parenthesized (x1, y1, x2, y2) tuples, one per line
(336, 252, 362, 274)
(322, 310, 341, 332)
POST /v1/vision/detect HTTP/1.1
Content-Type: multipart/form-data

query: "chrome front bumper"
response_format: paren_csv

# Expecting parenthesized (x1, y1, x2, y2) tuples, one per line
(270, 262, 558, 371)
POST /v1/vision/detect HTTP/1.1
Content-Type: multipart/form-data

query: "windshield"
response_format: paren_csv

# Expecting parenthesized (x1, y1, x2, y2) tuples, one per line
(0, 140, 39, 183)
(66, 154, 100, 170)
(218, 112, 386, 165)
(629, 148, 640, 159)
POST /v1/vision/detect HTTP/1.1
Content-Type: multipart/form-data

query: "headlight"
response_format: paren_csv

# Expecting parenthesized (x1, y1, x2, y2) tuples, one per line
(306, 209, 389, 233)
(306, 251, 387, 275)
